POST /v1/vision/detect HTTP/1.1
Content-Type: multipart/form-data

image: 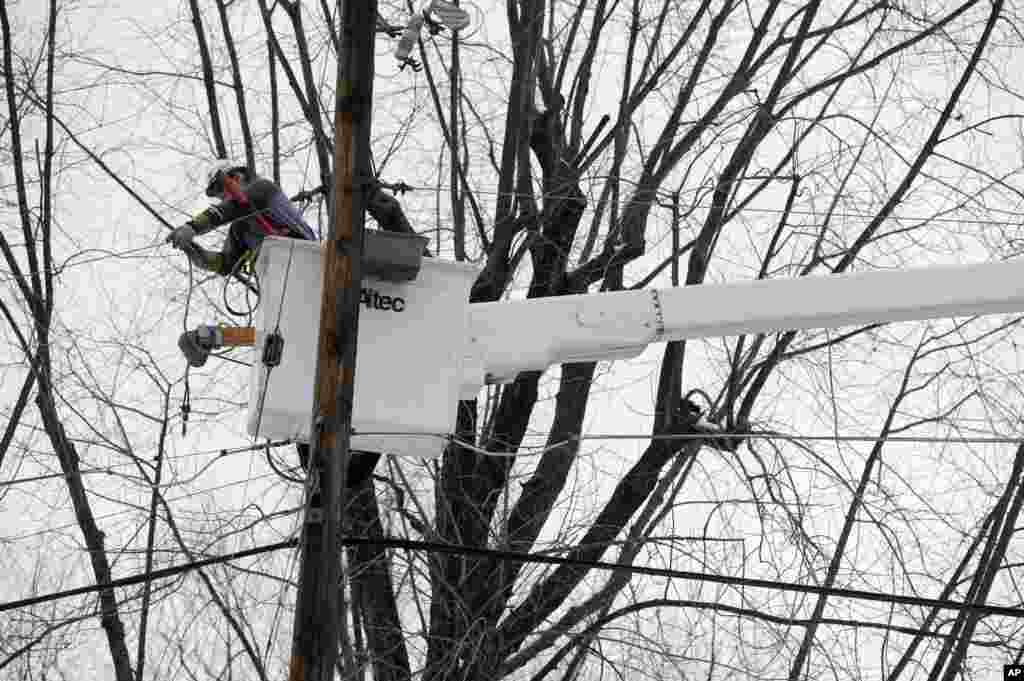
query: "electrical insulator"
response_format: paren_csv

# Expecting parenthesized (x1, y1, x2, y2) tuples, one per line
(395, 15, 424, 63)
(426, 0, 470, 31)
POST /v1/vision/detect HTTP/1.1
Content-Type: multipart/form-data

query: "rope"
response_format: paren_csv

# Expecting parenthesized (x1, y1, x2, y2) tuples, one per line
(223, 250, 261, 320)
(180, 255, 195, 436)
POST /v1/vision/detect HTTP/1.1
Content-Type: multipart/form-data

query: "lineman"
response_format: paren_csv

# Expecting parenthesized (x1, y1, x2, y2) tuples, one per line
(166, 163, 316, 274)
(167, 163, 384, 489)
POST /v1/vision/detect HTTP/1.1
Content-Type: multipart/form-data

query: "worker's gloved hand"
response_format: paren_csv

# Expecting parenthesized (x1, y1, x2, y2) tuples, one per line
(166, 224, 196, 250)
(178, 326, 218, 368)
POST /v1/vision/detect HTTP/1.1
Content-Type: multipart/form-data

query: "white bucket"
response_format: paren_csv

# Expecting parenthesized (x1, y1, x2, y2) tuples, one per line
(246, 237, 477, 458)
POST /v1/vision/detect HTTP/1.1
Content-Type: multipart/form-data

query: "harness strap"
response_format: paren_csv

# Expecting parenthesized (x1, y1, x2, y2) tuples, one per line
(225, 186, 290, 237)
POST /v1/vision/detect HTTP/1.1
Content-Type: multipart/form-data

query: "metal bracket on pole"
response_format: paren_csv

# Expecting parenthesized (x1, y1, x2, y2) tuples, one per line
(361, 229, 428, 282)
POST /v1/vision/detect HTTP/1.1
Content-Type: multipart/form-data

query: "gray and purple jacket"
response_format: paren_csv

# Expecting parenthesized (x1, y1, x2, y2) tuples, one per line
(190, 172, 316, 276)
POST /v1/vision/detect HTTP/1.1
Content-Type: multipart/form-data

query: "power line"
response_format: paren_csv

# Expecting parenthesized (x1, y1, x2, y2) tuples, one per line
(0, 439, 294, 490)
(0, 538, 298, 614)
(46, 187, 325, 274)
(354, 537, 1024, 620)
(34, 187, 1015, 281)
(0, 411, 293, 461)
(574, 432, 1024, 445)
(16, 180, 1016, 279)
(3, 425, 1015, 488)
(4, 469, 291, 543)
(5, 535, 1024, 622)
(349, 430, 1024, 454)
(387, 182, 1024, 228)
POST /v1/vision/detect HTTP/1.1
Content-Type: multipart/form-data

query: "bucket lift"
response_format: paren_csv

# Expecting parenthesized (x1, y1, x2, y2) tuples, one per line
(194, 237, 1024, 459)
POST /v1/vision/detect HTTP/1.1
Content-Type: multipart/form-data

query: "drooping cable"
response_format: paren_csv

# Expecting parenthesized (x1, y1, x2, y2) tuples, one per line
(0, 538, 299, 613)
(180, 255, 195, 436)
(265, 442, 304, 483)
(5, 536, 1024, 621)
(223, 250, 261, 320)
(342, 537, 1024, 620)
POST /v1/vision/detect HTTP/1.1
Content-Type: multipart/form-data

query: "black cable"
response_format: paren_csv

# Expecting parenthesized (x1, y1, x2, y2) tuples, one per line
(341, 538, 1024, 621)
(59, 244, 162, 271)
(8, 535, 1024, 621)
(265, 442, 304, 483)
(180, 256, 194, 436)
(0, 538, 298, 613)
(223, 251, 261, 319)
(208, 350, 252, 368)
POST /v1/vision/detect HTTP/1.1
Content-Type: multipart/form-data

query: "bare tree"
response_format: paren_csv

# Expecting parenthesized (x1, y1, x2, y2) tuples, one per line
(0, 1, 137, 679)
(5, 0, 1024, 679)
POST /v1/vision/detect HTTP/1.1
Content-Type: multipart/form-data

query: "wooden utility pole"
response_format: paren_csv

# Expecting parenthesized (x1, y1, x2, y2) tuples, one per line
(287, 1, 377, 679)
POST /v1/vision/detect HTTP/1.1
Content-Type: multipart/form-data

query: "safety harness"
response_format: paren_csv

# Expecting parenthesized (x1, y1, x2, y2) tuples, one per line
(223, 184, 292, 238)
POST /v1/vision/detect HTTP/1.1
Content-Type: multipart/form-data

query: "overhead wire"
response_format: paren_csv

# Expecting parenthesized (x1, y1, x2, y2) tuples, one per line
(0, 411, 292, 458)
(350, 537, 1024, 620)
(11, 140, 1022, 645)
(5, 535, 1024, 622)
(21, 167, 1015, 285)
(567, 431, 1024, 445)
(50, 187, 319, 276)
(4, 469, 290, 543)
(0, 538, 299, 614)
(0, 439, 294, 491)
(49, 187, 1013, 277)
(2, 409, 1018, 482)
(347, 429, 1024, 456)
(4, 420, 1015, 490)
(37, 186, 1016, 286)
(349, 181, 1024, 228)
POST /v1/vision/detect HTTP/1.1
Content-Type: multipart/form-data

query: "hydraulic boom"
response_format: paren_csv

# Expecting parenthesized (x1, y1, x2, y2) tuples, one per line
(179, 238, 1024, 458)
(464, 259, 1024, 388)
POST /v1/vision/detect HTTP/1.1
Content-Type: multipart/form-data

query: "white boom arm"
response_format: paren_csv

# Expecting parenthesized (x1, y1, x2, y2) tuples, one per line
(247, 238, 1024, 458)
(462, 259, 1024, 392)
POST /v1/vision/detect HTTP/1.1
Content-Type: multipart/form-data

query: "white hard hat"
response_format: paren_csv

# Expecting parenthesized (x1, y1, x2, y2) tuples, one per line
(205, 162, 249, 197)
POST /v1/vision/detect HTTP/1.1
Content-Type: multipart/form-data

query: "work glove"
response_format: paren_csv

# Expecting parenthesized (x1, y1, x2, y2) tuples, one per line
(178, 326, 218, 368)
(166, 223, 196, 250)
